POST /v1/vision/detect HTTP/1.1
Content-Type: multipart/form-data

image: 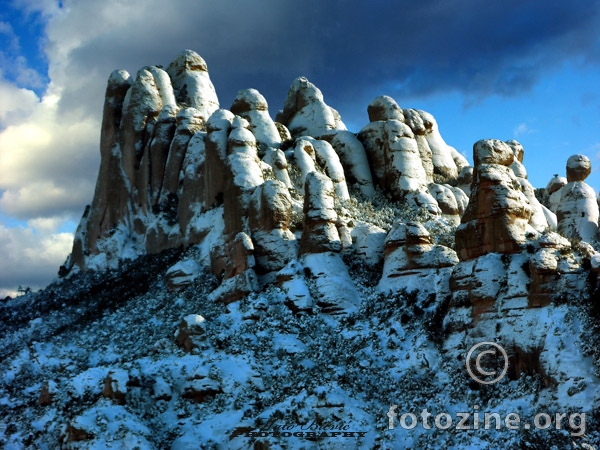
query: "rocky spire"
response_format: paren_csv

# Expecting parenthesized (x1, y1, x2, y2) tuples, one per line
(455, 139, 533, 261)
(556, 154, 599, 243)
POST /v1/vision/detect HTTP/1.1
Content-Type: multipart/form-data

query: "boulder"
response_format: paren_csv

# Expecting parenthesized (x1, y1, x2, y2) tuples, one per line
(165, 259, 202, 290)
(176, 314, 207, 352)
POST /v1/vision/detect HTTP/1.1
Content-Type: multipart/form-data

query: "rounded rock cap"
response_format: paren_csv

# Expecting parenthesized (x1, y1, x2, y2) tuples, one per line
(566, 154, 591, 182)
(230, 88, 269, 113)
(473, 139, 514, 167)
(367, 95, 404, 122)
(167, 49, 208, 74)
(546, 174, 567, 194)
(506, 140, 524, 163)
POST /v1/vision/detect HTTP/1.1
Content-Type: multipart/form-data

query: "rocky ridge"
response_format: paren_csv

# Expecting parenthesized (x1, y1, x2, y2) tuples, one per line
(1, 50, 600, 449)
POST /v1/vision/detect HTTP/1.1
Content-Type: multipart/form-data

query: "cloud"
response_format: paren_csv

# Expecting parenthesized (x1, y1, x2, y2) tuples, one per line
(35, 0, 600, 117)
(0, 82, 98, 220)
(513, 123, 537, 138)
(0, 220, 73, 296)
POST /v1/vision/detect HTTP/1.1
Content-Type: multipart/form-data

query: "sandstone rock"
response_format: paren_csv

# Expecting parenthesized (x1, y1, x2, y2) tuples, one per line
(166, 259, 202, 290)
(148, 105, 178, 206)
(230, 88, 281, 153)
(121, 67, 164, 188)
(276, 77, 346, 137)
(300, 252, 361, 315)
(176, 314, 207, 352)
(547, 174, 567, 195)
(225, 232, 256, 279)
(103, 369, 129, 405)
(292, 137, 318, 190)
(289, 136, 352, 200)
(350, 222, 387, 266)
(566, 154, 592, 182)
(160, 107, 204, 203)
(153, 377, 173, 401)
(378, 221, 458, 297)
(39, 383, 52, 406)
(359, 115, 431, 201)
(166, 49, 219, 120)
(276, 260, 315, 313)
(69, 70, 133, 268)
(310, 138, 350, 201)
(274, 121, 293, 145)
(262, 148, 293, 188)
(67, 424, 91, 442)
(208, 269, 259, 304)
(204, 109, 234, 208)
(357, 120, 386, 187)
(249, 180, 298, 274)
(546, 174, 567, 213)
(299, 172, 341, 254)
(555, 154, 598, 244)
(177, 131, 207, 241)
(403, 108, 434, 183)
(224, 116, 264, 236)
(147, 66, 177, 108)
(367, 95, 404, 122)
(449, 253, 506, 319)
(321, 130, 375, 198)
(385, 119, 427, 194)
(507, 140, 552, 232)
(557, 175, 599, 244)
(182, 377, 222, 403)
(419, 110, 468, 182)
(428, 184, 463, 225)
(457, 166, 474, 197)
(358, 100, 466, 217)
(528, 247, 559, 308)
(455, 139, 533, 261)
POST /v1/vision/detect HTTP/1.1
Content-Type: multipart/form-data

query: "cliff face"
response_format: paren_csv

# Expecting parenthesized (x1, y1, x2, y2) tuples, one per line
(66, 50, 600, 310)
(43, 49, 600, 447)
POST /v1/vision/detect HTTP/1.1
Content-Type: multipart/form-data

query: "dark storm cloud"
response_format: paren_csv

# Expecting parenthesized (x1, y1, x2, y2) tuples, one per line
(55, 0, 600, 125)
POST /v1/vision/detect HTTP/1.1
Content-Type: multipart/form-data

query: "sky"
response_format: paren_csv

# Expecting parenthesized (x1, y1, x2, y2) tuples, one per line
(0, 0, 599, 297)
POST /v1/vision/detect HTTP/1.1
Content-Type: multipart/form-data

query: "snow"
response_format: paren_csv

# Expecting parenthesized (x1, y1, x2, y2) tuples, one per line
(4, 56, 600, 449)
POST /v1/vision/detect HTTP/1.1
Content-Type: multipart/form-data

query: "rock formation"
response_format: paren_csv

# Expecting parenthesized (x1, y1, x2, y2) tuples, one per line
(556, 154, 599, 243)
(62, 49, 600, 331)
(378, 221, 458, 296)
(455, 139, 533, 261)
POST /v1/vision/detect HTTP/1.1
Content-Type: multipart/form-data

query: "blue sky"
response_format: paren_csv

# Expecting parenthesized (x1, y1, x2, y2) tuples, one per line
(0, 0, 599, 296)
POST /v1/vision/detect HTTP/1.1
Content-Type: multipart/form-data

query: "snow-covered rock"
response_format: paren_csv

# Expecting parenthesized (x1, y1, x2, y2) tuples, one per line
(166, 49, 219, 121)
(455, 139, 533, 260)
(299, 172, 341, 254)
(165, 259, 202, 290)
(276, 77, 346, 137)
(230, 88, 282, 153)
(557, 154, 599, 244)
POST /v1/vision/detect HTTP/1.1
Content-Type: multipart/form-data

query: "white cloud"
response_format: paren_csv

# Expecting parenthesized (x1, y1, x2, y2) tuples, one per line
(0, 81, 98, 219)
(0, 220, 73, 295)
(513, 122, 537, 137)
